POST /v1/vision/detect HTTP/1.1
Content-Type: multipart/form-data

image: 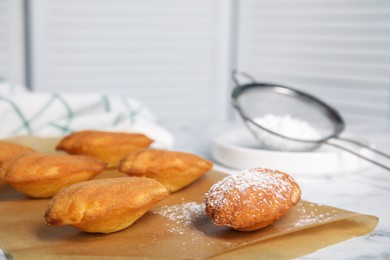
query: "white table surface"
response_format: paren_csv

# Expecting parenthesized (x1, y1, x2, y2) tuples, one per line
(1, 122, 389, 259)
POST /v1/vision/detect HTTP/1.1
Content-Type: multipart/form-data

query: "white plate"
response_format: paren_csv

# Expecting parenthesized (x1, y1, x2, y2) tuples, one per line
(212, 128, 372, 178)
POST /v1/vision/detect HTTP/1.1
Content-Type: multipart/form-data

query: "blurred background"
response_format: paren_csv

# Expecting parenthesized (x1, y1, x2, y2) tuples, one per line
(1, 0, 390, 136)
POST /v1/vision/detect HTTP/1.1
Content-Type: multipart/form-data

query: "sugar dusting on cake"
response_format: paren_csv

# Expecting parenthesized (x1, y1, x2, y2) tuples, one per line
(204, 168, 300, 226)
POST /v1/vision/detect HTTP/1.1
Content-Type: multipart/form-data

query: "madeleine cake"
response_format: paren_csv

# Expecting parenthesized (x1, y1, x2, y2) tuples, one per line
(0, 141, 35, 165)
(205, 168, 301, 231)
(56, 130, 154, 168)
(0, 153, 106, 198)
(45, 177, 170, 233)
(119, 149, 213, 192)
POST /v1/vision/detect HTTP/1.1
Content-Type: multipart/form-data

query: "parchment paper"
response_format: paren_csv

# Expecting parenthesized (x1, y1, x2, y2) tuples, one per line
(0, 136, 379, 259)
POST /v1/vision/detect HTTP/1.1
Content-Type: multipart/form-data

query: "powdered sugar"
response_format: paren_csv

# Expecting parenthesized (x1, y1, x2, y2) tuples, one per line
(290, 202, 336, 228)
(153, 201, 206, 234)
(250, 114, 321, 151)
(151, 200, 239, 251)
(205, 168, 298, 210)
(253, 114, 321, 140)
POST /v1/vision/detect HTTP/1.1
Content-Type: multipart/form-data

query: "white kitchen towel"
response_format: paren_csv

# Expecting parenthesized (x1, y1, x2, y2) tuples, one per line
(0, 80, 174, 148)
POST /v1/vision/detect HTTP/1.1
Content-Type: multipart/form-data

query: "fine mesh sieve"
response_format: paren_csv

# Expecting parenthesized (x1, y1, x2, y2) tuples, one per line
(231, 71, 390, 171)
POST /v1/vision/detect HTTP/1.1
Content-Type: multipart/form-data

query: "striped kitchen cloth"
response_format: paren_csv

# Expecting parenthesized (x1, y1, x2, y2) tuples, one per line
(0, 80, 173, 148)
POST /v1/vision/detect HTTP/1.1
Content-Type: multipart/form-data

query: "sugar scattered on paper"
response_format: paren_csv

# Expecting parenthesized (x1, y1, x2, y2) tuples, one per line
(153, 201, 206, 234)
(152, 201, 239, 250)
(291, 202, 336, 228)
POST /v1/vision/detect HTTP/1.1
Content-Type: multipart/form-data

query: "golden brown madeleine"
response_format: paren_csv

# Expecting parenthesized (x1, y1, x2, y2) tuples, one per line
(45, 177, 170, 233)
(205, 168, 301, 231)
(119, 149, 213, 192)
(0, 141, 35, 165)
(0, 153, 106, 198)
(56, 130, 154, 168)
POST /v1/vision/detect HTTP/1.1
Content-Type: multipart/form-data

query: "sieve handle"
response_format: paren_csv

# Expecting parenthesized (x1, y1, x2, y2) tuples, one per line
(325, 137, 390, 171)
(232, 70, 257, 86)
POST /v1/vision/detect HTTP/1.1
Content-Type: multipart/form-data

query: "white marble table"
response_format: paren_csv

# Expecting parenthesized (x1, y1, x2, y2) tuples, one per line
(1, 122, 389, 259)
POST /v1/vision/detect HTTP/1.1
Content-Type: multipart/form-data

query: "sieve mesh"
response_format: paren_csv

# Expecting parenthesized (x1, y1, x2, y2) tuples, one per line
(232, 83, 344, 152)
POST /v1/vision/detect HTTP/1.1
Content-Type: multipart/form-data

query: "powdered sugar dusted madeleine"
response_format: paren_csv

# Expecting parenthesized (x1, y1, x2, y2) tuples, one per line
(119, 149, 213, 192)
(0, 153, 106, 198)
(56, 130, 154, 168)
(0, 141, 35, 165)
(45, 177, 170, 233)
(205, 168, 301, 231)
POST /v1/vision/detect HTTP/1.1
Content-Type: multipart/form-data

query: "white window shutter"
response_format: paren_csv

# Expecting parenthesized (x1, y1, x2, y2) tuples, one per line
(237, 0, 390, 127)
(0, 0, 25, 85)
(29, 0, 234, 125)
